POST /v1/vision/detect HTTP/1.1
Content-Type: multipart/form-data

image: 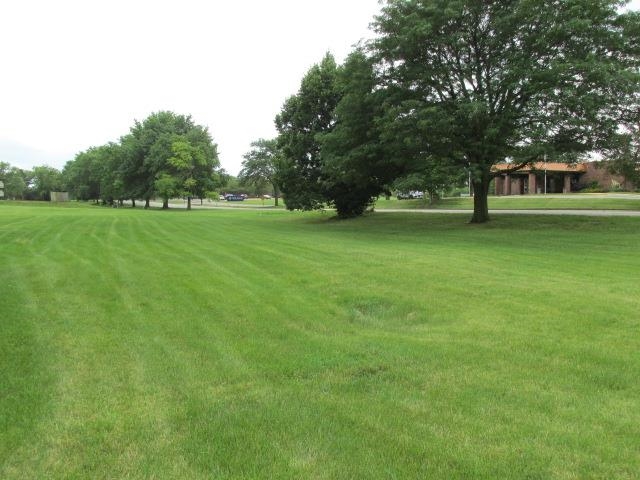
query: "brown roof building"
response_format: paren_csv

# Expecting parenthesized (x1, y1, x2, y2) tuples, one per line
(492, 162, 632, 195)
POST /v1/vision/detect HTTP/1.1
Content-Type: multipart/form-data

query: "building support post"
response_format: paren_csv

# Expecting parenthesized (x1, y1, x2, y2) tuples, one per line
(563, 174, 571, 194)
(504, 174, 511, 195)
(528, 173, 536, 195)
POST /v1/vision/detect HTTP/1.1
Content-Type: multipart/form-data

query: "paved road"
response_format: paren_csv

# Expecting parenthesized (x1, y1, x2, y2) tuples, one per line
(139, 200, 640, 217)
(134, 200, 281, 210)
(375, 208, 640, 217)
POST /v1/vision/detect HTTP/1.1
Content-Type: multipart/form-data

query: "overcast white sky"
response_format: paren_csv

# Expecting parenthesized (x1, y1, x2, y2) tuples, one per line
(0, 0, 382, 175)
(1, 0, 639, 175)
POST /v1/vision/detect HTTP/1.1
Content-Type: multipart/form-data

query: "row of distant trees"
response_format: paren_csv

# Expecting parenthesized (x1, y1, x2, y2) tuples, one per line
(0, 163, 64, 201)
(0, 160, 265, 206)
(1, 112, 228, 209)
(63, 111, 225, 210)
(239, 0, 640, 223)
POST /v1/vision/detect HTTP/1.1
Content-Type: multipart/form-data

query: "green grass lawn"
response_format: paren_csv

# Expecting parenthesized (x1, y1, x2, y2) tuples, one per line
(375, 193, 640, 210)
(1, 203, 639, 479)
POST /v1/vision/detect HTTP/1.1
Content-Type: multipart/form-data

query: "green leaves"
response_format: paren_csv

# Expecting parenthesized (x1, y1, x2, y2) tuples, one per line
(275, 51, 397, 218)
(31, 165, 63, 201)
(373, 0, 640, 221)
(239, 139, 282, 203)
(167, 138, 215, 206)
(319, 50, 396, 217)
(0, 164, 29, 200)
(62, 111, 222, 207)
(275, 53, 341, 211)
(153, 173, 179, 203)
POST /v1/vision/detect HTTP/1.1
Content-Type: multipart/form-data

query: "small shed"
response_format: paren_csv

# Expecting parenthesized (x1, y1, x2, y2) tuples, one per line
(50, 191, 70, 202)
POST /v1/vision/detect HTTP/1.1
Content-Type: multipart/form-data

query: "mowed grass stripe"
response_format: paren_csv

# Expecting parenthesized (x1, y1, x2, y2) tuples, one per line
(375, 195, 640, 210)
(1, 203, 639, 478)
(0, 255, 57, 476)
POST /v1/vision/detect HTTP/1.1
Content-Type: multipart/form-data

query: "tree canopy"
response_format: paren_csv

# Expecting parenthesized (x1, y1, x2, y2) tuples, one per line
(0, 162, 29, 200)
(239, 139, 283, 206)
(274, 51, 406, 217)
(124, 111, 220, 208)
(31, 166, 63, 201)
(372, 0, 640, 222)
(319, 50, 400, 217)
(275, 53, 342, 211)
(271, 1, 639, 221)
(60, 111, 222, 208)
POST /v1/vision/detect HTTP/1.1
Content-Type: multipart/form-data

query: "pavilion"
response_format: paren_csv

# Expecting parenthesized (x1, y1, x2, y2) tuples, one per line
(492, 162, 587, 195)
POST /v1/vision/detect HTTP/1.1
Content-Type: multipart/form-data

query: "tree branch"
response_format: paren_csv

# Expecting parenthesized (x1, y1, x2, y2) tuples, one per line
(491, 159, 535, 178)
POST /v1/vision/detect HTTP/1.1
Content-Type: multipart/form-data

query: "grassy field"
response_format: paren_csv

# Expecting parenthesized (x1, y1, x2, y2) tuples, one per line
(1, 202, 639, 479)
(375, 194, 640, 210)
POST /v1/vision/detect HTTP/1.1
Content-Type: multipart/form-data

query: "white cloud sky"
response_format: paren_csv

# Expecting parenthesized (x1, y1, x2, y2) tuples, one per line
(0, 0, 382, 174)
(1, 0, 639, 175)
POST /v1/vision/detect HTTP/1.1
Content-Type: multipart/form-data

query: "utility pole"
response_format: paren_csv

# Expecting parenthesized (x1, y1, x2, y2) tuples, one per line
(544, 154, 547, 195)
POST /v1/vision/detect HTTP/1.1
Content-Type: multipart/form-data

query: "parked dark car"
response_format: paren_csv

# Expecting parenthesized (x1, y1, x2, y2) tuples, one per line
(225, 194, 245, 201)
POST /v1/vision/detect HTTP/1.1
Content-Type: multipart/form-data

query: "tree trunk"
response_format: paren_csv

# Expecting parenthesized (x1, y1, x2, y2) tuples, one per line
(273, 184, 280, 207)
(162, 199, 169, 209)
(131, 199, 136, 208)
(145, 198, 150, 209)
(187, 197, 192, 210)
(470, 178, 490, 223)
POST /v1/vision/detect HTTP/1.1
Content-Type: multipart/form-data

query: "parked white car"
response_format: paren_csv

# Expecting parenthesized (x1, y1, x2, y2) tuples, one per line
(396, 191, 424, 200)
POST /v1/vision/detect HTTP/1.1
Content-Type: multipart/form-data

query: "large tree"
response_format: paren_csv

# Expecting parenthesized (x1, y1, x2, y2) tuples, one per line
(30, 165, 63, 201)
(239, 139, 283, 206)
(318, 49, 400, 218)
(167, 136, 220, 210)
(118, 133, 148, 207)
(275, 53, 341, 210)
(125, 111, 217, 208)
(373, 0, 640, 222)
(4, 169, 28, 200)
(63, 147, 105, 202)
(97, 143, 127, 206)
(0, 163, 28, 199)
